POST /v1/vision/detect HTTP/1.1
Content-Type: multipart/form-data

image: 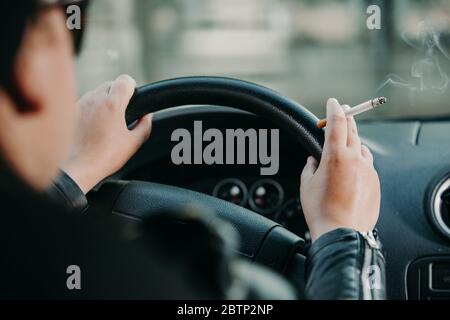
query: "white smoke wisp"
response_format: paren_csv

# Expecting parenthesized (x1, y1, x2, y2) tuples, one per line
(376, 21, 450, 105)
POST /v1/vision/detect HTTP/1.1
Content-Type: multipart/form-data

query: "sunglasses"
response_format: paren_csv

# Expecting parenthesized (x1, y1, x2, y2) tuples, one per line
(38, 0, 90, 55)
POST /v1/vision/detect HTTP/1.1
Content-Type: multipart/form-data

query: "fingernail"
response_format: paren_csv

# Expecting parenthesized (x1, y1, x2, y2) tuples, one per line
(326, 98, 340, 113)
(119, 74, 136, 86)
(327, 98, 339, 105)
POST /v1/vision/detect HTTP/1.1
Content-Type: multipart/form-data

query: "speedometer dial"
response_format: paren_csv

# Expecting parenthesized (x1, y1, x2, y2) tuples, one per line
(213, 178, 248, 206)
(249, 179, 284, 216)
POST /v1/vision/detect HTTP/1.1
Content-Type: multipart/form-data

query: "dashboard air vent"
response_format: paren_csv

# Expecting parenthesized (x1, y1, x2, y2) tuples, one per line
(430, 175, 450, 240)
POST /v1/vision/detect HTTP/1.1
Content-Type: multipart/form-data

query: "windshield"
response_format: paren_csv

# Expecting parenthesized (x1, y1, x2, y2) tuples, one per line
(77, 0, 450, 120)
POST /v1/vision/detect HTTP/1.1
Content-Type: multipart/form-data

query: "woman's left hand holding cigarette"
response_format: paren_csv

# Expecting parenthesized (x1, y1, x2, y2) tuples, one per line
(300, 98, 381, 242)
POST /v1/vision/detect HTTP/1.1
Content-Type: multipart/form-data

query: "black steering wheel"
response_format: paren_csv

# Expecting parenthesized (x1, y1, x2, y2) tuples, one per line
(90, 77, 324, 281)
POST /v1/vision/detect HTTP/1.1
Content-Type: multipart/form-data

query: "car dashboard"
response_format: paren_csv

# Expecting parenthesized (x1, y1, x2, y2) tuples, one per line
(127, 171, 309, 240)
(114, 105, 450, 300)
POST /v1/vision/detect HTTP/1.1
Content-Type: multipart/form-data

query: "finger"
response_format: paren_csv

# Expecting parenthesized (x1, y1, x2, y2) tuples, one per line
(361, 145, 374, 163)
(342, 104, 361, 149)
(323, 98, 347, 153)
(108, 75, 137, 110)
(301, 156, 318, 184)
(129, 113, 153, 146)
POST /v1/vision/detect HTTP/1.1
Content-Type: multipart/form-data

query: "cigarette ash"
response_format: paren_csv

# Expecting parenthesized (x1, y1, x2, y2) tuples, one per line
(376, 21, 450, 105)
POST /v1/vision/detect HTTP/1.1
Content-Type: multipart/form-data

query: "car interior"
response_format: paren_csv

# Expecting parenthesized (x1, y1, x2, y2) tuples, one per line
(78, 0, 450, 300)
(82, 76, 450, 300)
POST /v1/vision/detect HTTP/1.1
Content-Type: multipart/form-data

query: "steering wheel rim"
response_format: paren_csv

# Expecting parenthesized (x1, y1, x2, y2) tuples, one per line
(91, 77, 324, 290)
(126, 76, 324, 160)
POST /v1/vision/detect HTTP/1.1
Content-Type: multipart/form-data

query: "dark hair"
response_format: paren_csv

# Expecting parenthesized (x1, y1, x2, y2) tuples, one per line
(0, 1, 38, 87)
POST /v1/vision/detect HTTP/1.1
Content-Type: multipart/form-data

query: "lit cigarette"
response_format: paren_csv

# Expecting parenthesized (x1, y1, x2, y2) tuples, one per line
(317, 97, 387, 129)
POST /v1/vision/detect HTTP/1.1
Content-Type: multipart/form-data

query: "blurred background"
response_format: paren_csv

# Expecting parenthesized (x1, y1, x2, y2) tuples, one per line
(77, 0, 450, 120)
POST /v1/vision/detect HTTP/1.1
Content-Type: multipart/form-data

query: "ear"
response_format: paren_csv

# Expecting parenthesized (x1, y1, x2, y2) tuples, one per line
(7, 21, 50, 114)
(5, 72, 40, 114)
(5, 33, 42, 113)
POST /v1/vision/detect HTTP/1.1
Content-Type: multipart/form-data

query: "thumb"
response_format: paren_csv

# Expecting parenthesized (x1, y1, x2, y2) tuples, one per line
(129, 113, 153, 146)
(301, 156, 318, 183)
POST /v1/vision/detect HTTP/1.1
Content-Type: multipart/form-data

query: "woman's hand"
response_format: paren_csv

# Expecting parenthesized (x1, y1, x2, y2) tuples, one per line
(63, 75, 153, 193)
(300, 98, 381, 242)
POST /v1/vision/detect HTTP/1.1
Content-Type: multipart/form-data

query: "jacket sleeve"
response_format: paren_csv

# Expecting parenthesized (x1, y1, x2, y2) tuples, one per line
(45, 171, 89, 213)
(305, 228, 386, 300)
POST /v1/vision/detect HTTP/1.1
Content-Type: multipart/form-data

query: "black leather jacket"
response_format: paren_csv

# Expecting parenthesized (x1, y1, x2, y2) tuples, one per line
(46, 171, 89, 213)
(46, 171, 387, 300)
(306, 228, 386, 299)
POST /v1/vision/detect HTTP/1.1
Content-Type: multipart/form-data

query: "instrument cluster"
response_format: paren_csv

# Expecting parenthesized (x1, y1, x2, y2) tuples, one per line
(212, 178, 309, 240)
